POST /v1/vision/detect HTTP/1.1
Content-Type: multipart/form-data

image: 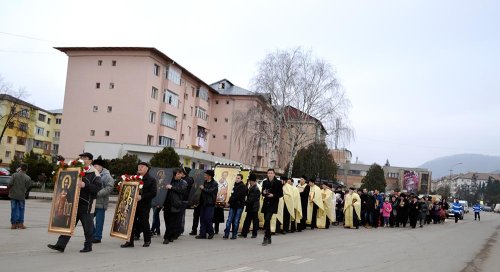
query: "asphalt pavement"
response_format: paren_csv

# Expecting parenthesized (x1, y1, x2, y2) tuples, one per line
(1, 198, 500, 272)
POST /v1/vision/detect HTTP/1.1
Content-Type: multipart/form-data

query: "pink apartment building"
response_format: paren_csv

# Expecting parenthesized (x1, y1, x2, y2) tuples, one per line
(55, 47, 274, 171)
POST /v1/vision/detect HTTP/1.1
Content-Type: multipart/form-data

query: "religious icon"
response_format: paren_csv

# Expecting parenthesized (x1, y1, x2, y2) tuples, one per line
(48, 168, 81, 235)
(110, 181, 139, 240)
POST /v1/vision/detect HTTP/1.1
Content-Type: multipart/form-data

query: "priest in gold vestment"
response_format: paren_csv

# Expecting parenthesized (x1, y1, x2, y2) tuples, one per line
(344, 187, 361, 229)
(307, 179, 324, 229)
(317, 183, 335, 229)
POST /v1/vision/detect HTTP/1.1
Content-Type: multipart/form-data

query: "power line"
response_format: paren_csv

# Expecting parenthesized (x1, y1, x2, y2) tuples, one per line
(0, 49, 57, 55)
(0, 31, 65, 44)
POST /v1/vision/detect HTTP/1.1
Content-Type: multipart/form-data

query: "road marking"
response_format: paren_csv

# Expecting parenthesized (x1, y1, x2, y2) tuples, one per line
(252, 270, 270, 272)
(277, 255, 302, 262)
(223, 267, 254, 272)
(290, 258, 314, 264)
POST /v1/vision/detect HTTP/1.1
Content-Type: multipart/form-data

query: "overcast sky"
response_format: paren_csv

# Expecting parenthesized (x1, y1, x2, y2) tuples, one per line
(1, 0, 499, 168)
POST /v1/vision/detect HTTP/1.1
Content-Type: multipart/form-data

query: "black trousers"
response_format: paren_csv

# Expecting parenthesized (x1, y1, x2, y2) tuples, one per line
(130, 206, 151, 244)
(310, 204, 318, 229)
(163, 209, 181, 240)
(454, 212, 460, 223)
(263, 212, 274, 239)
(353, 209, 360, 228)
(56, 212, 93, 250)
(282, 205, 291, 232)
(299, 202, 308, 230)
(373, 209, 380, 228)
(178, 202, 187, 237)
(475, 212, 480, 221)
(409, 214, 418, 228)
(241, 211, 259, 237)
(191, 206, 200, 233)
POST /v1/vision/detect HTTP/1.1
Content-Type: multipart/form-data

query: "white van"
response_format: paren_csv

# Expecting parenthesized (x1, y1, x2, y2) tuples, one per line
(459, 200, 469, 213)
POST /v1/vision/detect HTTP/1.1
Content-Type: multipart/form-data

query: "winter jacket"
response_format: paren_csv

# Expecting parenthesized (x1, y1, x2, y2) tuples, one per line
(245, 183, 261, 213)
(261, 178, 283, 214)
(418, 201, 428, 217)
(473, 204, 481, 213)
(137, 171, 157, 210)
(228, 181, 247, 209)
(199, 179, 218, 207)
(164, 178, 187, 213)
(79, 166, 102, 214)
(374, 194, 384, 210)
(95, 168, 114, 210)
(8, 171, 32, 200)
(408, 200, 419, 217)
(382, 202, 392, 217)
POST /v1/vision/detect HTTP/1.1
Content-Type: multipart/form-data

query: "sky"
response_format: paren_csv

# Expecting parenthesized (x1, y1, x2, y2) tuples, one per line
(1, 0, 499, 168)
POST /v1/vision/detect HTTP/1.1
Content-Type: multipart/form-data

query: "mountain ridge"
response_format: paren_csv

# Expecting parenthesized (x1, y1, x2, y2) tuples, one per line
(419, 154, 500, 179)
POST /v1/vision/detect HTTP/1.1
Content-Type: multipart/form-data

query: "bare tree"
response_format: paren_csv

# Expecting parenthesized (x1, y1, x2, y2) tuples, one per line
(234, 48, 352, 177)
(0, 75, 30, 146)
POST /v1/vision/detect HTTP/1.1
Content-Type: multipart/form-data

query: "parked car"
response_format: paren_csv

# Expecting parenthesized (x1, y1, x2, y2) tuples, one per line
(0, 176, 32, 199)
(459, 200, 469, 213)
(494, 204, 500, 213)
(447, 202, 464, 220)
(0, 167, 10, 176)
(481, 205, 493, 212)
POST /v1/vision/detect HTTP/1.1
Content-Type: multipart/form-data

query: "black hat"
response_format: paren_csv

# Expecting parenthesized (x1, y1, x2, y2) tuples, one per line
(205, 170, 215, 177)
(248, 173, 257, 181)
(138, 162, 150, 168)
(78, 152, 93, 160)
(183, 167, 191, 175)
(92, 158, 105, 168)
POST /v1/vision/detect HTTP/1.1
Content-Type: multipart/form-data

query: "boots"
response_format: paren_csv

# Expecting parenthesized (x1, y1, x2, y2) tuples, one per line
(18, 224, 26, 229)
(262, 237, 268, 246)
(11, 224, 17, 229)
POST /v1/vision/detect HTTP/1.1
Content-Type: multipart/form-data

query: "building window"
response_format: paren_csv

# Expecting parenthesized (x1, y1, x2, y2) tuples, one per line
(53, 144, 59, 152)
(107, 106, 112, 112)
(181, 134, 184, 140)
(98, 60, 102, 66)
(219, 82, 226, 89)
(167, 67, 181, 85)
(34, 140, 43, 148)
(216, 100, 219, 105)
(56, 118, 62, 124)
(7, 122, 14, 129)
(96, 82, 101, 89)
(105, 130, 110, 136)
(93, 106, 98, 112)
(160, 112, 177, 129)
(223, 135, 227, 140)
(188, 126, 191, 136)
(184, 93, 188, 100)
(112, 60, 117, 66)
(159, 136, 175, 147)
(151, 87, 158, 99)
(211, 152, 214, 156)
(109, 83, 114, 89)
(147, 135, 154, 146)
(19, 122, 28, 132)
(7, 136, 12, 143)
(226, 100, 229, 105)
(36, 126, 44, 135)
(183, 113, 186, 120)
(19, 109, 29, 118)
(38, 113, 46, 122)
(16, 137, 26, 145)
(47, 118, 51, 124)
(43, 143, 50, 151)
(149, 111, 156, 123)
(225, 118, 229, 123)
(14, 151, 24, 159)
(195, 107, 208, 121)
(196, 87, 209, 101)
(222, 153, 226, 157)
(5, 151, 11, 158)
(46, 131, 50, 137)
(90, 130, 95, 136)
(154, 64, 160, 76)
(54, 131, 60, 139)
(214, 118, 218, 122)
(212, 134, 216, 139)
(163, 90, 179, 107)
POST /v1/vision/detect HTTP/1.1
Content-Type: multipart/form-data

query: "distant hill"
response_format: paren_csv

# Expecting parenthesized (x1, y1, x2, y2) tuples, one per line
(419, 154, 500, 179)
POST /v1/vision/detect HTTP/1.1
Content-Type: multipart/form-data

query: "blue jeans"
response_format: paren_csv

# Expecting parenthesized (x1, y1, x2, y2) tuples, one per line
(224, 207, 243, 238)
(93, 208, 105, 240)
(151, 207, 161, 234)
(11, 199, 25, 224)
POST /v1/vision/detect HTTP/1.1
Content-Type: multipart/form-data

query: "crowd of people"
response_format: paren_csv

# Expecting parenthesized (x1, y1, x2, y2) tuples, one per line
(4, 152, 473, 253)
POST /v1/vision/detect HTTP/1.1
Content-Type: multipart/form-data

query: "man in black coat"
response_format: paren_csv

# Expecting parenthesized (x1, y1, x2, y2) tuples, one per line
(121, 162, 157, 248)
(163, 168, 187, 244)
(408, 195, 419, 228)
(223, 174, 247, 239)
(240, 174, 260, 238)
(179, 167, 193, 237)
(261, 169, 283, 246)
(47, 152, 102, 253)
(195, 170, 218, 239)
(297, 175, 309, 231)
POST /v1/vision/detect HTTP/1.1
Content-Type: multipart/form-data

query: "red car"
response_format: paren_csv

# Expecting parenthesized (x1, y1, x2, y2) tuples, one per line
(0, 167, 10, 176)
(0, 176, 32, 199)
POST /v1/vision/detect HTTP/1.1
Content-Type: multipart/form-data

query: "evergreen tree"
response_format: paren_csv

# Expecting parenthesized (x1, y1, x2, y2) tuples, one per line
(106, 154, 140, 180)
(289, 142, 337, 180)
(360, 163, 386, 192)
(149, 147, 181, 168)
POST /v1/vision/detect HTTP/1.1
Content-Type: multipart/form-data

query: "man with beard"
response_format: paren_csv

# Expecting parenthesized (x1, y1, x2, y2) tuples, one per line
(261, 169, 283, 246)
(296, 175, 309, 232)
(121, 162, 157, 248)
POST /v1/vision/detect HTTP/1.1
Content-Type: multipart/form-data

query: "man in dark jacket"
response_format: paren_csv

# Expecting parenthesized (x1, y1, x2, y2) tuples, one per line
(178, 167, 193, 237)
(261, 169, 283, 246)
(121, 162, 157, 248)
(163, 168, 187, 244)
(408, 195, 419, 228)
(240, 174, 260, 238)
(297, 175, 309, 231)
(195, 170, 218, 239)
(223, 174, 247, 239)
(8, 163, 32, 229)
(48, 152, 102, 253)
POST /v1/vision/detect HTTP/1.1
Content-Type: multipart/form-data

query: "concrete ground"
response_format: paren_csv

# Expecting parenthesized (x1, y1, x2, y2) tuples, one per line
(1, 197, 500, 272)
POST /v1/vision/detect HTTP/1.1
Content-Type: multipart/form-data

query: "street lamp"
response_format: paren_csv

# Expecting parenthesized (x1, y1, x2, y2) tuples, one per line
(449, 162, 463, 198)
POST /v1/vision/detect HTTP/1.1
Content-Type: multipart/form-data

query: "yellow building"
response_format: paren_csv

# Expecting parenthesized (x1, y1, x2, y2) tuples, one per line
(0, 94, 61, 166)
